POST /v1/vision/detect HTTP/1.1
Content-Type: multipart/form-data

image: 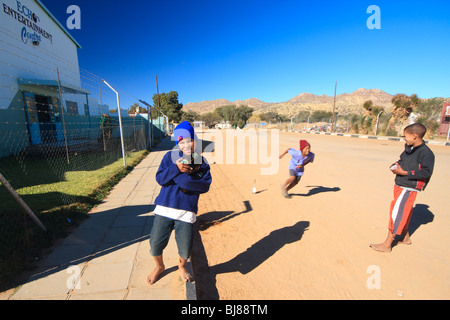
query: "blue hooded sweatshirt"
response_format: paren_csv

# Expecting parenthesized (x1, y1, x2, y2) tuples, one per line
(154, 122, 211, 213)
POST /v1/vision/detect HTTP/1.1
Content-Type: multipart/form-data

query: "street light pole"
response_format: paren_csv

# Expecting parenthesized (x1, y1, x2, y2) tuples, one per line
(307, 115, 312, 131)
(375, 111, 383, 136)
(331, 81, 337, 132)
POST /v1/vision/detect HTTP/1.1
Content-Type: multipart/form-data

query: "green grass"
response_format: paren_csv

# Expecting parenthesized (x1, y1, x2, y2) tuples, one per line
(0, 149, 149, 290)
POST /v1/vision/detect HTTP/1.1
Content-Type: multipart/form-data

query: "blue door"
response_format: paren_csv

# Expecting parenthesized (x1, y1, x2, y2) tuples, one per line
(23, 92, 41, 145)
(23, 93, 63, 144)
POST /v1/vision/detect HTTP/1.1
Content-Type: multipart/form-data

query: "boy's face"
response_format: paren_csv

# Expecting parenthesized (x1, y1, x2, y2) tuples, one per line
(403, 131, 419, 147)
(302, 145, 310, 156)
(179, 138, 194, 156)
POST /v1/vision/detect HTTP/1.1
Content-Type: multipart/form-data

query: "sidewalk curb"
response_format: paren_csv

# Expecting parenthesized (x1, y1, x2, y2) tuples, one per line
(185, 259, 197, 300)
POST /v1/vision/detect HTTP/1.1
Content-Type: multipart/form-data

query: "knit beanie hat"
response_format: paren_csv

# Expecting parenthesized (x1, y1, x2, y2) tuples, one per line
(174, 121, 197, 145)
(299, 140, 310, 151)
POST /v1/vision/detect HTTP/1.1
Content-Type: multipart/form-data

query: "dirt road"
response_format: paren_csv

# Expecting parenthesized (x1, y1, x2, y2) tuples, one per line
(192, 129, 450, 299)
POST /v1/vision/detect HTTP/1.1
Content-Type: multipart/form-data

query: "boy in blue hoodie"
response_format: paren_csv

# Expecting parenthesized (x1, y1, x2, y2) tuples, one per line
(147, 121, 212, 284)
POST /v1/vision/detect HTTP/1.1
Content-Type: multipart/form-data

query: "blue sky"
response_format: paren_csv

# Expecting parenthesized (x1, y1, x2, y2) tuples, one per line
(41, 0, 450, 106)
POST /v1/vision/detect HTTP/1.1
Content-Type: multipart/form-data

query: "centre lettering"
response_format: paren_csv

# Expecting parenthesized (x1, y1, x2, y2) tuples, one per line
(2, 1, 53, 44)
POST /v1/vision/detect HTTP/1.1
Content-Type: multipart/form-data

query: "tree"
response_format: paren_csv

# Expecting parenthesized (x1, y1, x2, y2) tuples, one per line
(181, 110, 200, 123)
(310, 110, 332, 122)
(214, 105, 254, 128)
(360, 100, 385, 134)
(234, 105, 254, 128)
(128, 102, 147, 114)
(152, 91, 184, 123)
(391, 94, 420, 121)
(416, 98, 444, 120)
(295, 111, 311, 123)
(415, 98, 444, 138)
(386, 94, 421, 135)
(362, 100, 384, 116)
(259, 111, 288, 123)
(215, 105, 236, 122)
(201, 112, 221, 128)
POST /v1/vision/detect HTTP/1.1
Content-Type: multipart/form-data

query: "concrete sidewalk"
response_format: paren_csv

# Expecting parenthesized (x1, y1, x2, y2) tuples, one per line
(11, 137, 196, 300)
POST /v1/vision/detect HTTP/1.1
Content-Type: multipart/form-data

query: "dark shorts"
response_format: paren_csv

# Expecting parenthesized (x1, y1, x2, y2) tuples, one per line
(150, 214, 194, 260)
(289, 169, 302, 181)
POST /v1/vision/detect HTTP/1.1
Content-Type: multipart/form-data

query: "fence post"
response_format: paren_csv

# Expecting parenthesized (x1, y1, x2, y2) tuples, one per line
(139, 99, 154, 148)
(0, 172, 47, 232)
(56, 68, 70, 165)
(99, 86, 106, 151)
(102, 80, 126, 167)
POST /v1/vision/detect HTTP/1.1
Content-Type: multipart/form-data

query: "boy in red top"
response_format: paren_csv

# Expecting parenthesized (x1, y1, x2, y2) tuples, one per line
(370, 123, 435, 253)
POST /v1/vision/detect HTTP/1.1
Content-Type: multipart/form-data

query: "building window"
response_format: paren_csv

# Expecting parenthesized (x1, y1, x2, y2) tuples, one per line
(66, 101, 78, 115)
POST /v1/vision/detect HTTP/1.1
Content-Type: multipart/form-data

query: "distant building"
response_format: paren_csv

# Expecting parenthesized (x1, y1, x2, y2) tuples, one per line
(215, 121, 231, 129)
(438, 102, 450, 137)
(193, 120, 206, 129)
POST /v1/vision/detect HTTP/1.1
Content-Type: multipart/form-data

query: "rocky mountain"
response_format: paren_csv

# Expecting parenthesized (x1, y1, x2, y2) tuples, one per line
(183, 98, 270, 114)
(183, 88, 395, 117)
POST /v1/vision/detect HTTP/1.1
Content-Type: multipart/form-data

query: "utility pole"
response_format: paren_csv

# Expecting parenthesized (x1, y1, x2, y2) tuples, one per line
(139, 99, 154, 148)
(331, 81, 337, 132)
(156, 75, 161, 110)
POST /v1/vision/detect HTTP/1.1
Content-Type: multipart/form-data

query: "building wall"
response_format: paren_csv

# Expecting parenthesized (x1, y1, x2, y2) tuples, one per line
(0, 1, 159, 159)
(438, 102, 450, 137)
(0, 0, 81, 106)
(0, 0, 82, 157)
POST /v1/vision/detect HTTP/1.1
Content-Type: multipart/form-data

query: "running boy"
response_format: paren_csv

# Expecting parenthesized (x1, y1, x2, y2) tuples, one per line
(370, 123, 435, 253)
(279, 140, 315, 199)
(147, 121, 212, 284)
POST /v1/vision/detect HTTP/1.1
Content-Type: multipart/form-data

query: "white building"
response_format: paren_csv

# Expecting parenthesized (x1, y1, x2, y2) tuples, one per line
(215, 121, 232, 129)
(0, 0, 100, 156)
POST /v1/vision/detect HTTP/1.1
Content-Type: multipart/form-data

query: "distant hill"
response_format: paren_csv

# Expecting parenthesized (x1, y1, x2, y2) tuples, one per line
(183, 88, 396, 117)
(184, 97, 270, 114)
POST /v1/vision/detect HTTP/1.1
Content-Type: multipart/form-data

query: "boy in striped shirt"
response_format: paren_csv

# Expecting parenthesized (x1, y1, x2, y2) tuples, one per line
(370, 123, 435, 253)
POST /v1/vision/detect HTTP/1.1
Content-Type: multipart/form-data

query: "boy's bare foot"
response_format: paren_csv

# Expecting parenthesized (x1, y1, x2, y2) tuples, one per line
(280, 185, 291, 198)
(147, 265, 165, 285)
(369, 243, 392, 253)
(370, 232, 395, 253)
(397, 238, 412, 245)
(398, 231, 412, 245)
(178, 266, 193, 282)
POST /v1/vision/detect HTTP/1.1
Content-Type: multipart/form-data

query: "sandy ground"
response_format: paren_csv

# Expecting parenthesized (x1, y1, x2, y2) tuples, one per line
(191, 129, 450, 300)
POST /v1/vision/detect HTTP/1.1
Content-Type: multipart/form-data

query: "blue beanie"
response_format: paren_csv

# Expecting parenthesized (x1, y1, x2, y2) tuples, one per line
(174, 121, 196, 145)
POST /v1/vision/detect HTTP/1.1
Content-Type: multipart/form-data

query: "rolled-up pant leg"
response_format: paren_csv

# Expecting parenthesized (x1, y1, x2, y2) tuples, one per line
(389, 185, 417, 235)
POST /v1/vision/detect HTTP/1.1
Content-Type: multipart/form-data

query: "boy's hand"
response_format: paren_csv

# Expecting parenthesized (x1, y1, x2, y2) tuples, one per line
(390, 163, 407, 175)
(176, 159, 194, 174)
